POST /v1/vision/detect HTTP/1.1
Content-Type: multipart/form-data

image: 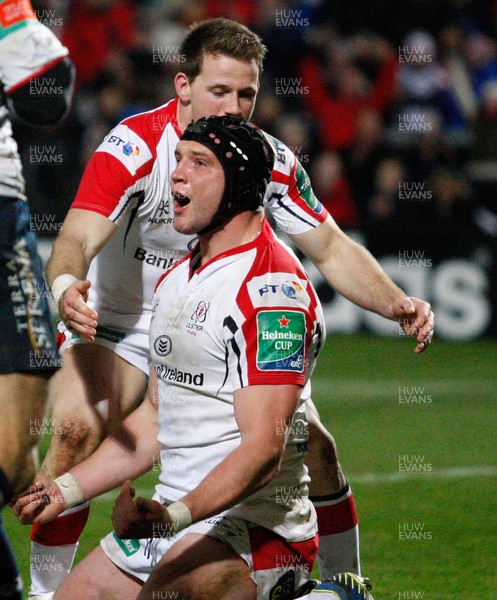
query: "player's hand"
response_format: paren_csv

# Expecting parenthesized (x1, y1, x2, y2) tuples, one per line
(59, 279, 98, 342)
(112, 480, 169, 539)
(391, 296, 434, 354)
(12, 476, 66, 525)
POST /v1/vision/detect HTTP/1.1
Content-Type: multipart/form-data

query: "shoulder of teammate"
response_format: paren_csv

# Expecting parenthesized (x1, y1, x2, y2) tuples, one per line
(259, 129, 329, 230)
(95, 97, 180, 176)
(72, 98, 179, 218)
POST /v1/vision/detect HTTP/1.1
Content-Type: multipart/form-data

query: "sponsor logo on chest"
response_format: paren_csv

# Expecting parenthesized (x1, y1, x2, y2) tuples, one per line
(148, 199, 173, 225)
(134, 247, 178, 270)
(155, 364, 204, 386)
(185, 300, 210, 336)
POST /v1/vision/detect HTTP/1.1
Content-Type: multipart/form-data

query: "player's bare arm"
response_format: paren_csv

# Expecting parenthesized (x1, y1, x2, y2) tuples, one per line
(112, 383, 301, 539)
(182, 383, 301, 519)
(13, 372, 159, 525)
(289, 215, 434, 353)
(47, 209, 116, 341)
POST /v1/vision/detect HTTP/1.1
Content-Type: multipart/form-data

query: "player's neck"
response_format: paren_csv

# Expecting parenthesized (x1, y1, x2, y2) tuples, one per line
(177, 100, 192, 133)
(199, 210, 264, 265)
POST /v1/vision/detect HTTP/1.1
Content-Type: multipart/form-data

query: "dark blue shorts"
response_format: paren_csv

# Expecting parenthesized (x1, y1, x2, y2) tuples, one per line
(0, 198, 60, 374)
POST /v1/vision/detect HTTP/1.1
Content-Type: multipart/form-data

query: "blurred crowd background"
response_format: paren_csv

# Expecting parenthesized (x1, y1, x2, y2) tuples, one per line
(14, 0, 497, 335)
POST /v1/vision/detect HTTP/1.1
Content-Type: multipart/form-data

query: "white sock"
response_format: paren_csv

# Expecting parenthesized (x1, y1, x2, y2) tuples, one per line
(29, 501, 90, 595)
(29, 540, 78, 596)
(312, 485, 361, 577)
(317, 524, 361, 577)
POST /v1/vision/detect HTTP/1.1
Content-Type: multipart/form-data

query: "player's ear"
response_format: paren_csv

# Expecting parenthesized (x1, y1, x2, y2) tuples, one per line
(175, 72, 191, 104)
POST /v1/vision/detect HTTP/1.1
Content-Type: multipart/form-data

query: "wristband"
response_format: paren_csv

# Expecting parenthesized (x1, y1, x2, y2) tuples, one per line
(51, 274, 77, 311)
(166, 501, 192, 533)
(53, 473, 84, 509)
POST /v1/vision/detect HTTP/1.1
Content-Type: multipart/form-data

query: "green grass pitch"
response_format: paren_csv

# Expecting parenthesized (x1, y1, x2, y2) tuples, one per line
(3, 334, 496, 598)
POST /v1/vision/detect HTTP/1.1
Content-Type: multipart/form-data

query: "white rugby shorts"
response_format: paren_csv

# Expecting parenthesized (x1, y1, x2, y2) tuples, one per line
(101, 499, 318, 599)
(57, 310, 151, 375)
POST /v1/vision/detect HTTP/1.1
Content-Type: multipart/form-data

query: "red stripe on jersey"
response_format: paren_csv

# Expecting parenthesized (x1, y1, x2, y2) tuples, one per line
(315, 495, 358, 536)
(271, 170, 292, 185)
(55, 331, 66, 350)
(249, 526, 318, 572)
(121, 98, 181, 140)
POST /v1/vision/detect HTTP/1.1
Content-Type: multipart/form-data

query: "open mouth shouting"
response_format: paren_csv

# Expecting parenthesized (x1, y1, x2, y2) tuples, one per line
(173, 192, 191, 210)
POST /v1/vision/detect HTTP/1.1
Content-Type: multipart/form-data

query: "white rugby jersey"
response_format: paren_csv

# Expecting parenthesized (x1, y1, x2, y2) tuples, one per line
(150, 220, 325, 541)
(72, 98, 328, 321)
(0, 8, 69, 200)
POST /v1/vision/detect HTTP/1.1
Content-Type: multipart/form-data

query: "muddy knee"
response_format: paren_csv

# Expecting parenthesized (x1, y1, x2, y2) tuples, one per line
(42, 415, 102, 476)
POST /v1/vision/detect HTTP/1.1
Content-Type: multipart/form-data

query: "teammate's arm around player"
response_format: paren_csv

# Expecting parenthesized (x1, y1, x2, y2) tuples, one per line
(288, 218, 434, 353)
